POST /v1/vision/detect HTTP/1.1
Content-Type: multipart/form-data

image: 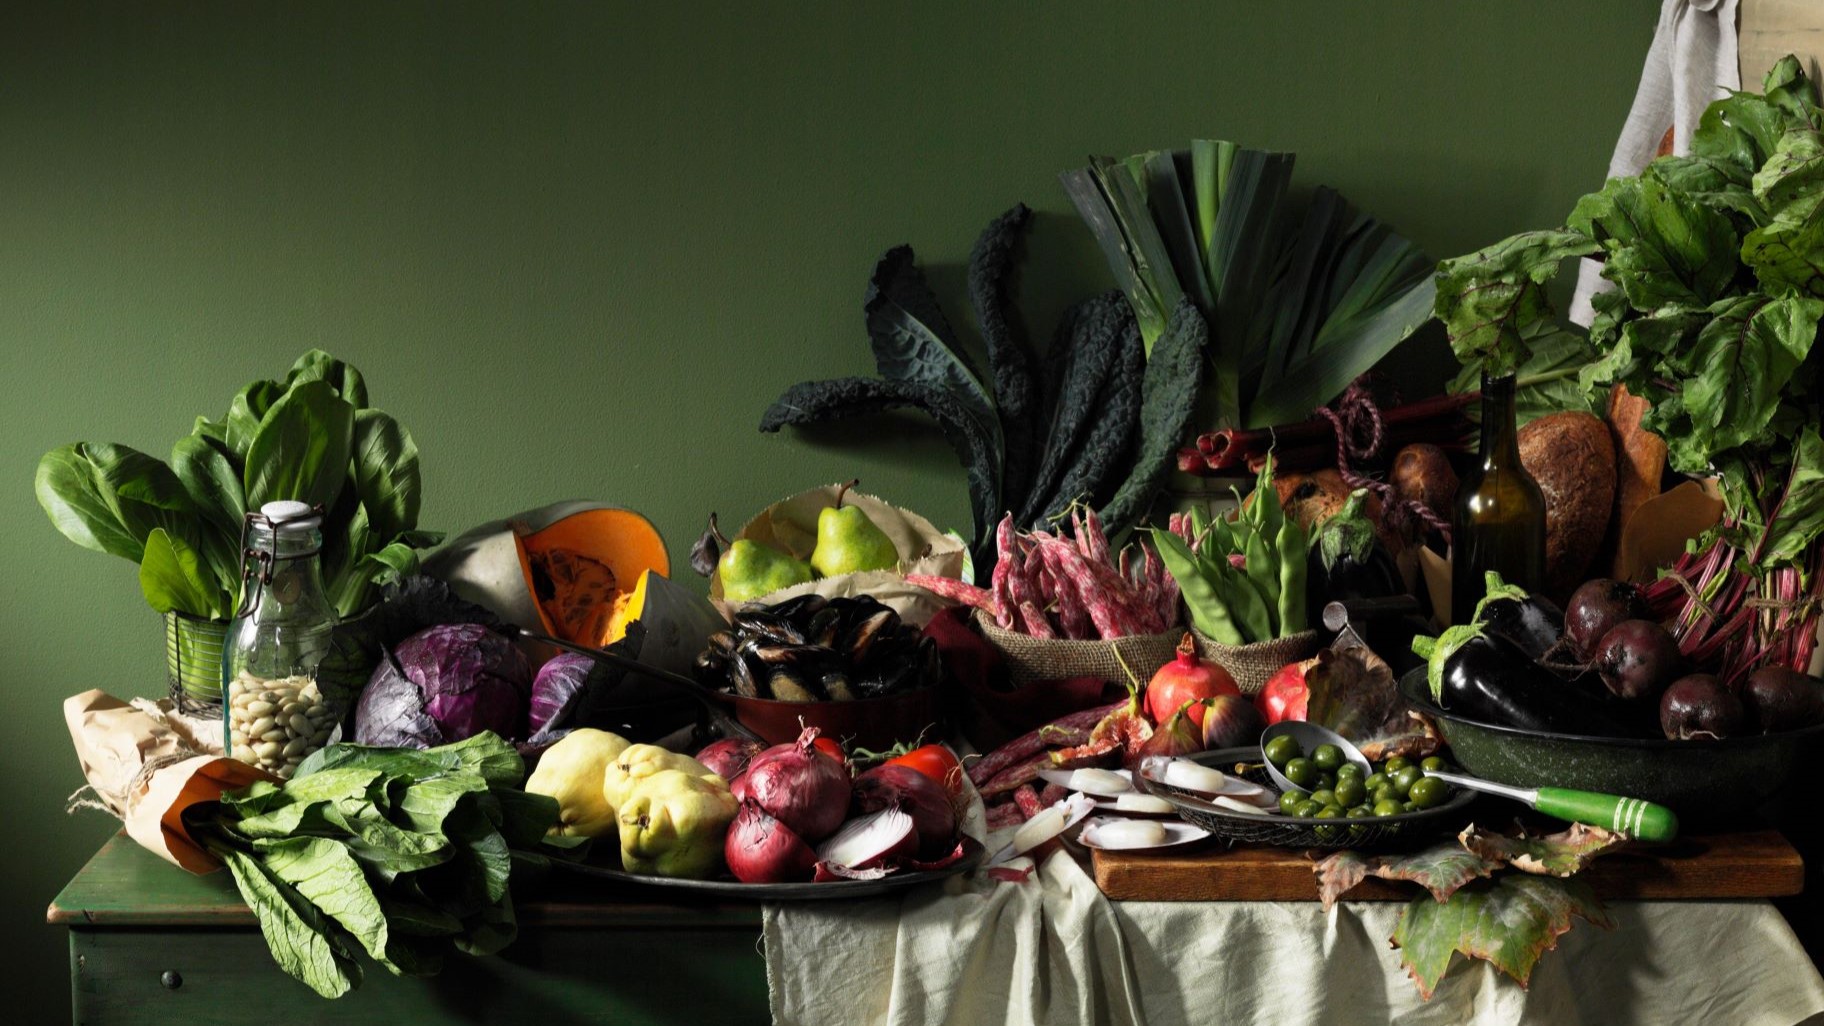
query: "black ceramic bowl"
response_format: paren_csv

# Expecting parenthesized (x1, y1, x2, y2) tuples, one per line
(1399, 668, 1824, 827)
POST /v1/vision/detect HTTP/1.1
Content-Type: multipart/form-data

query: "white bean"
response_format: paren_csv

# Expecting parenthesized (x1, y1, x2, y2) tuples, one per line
(260, 728, 287, 743)
(231, 744, 255, 762)
(247, 716, 275, 737)
(282, 737, 308, 757)
(246, 700, 276, 717)
(254, 740, 283, 760)
(288, 714, 312, 736)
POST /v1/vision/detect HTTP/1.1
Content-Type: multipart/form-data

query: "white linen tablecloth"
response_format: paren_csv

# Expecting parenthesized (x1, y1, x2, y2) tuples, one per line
(764, 848, 1824, 1026)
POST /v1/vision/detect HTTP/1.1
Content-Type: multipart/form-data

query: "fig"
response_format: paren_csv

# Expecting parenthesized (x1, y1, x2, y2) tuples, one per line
(1593, 619, 1683, 702)
(1740, 666, 1824, 734)
(1660, 674, 1746, 741)
(1201, 693, 1265, 750)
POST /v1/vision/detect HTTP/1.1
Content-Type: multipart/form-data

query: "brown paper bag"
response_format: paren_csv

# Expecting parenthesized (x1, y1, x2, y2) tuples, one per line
(710, 483, 966, 625)
(64, 689, 274, 874)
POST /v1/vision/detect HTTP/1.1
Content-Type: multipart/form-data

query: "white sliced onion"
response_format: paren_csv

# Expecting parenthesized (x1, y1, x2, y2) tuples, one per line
(1037, 767, 1133, 797)
(816, 807, 914, 868)
(1210, 795, 1275, 817)
(1004, 792, 1096, 858)
(1085, 818, 1166, 848)
(1162, 760, 1231, 794)
(1113, 794, 1174, 815)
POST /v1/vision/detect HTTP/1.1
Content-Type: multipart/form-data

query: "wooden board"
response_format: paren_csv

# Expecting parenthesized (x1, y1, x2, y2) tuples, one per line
(1092, 829, 1803, 902)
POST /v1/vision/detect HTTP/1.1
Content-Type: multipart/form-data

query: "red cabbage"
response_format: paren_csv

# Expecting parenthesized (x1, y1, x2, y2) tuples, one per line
(529, 652, 594, 738)
(354, 623, 529, 748)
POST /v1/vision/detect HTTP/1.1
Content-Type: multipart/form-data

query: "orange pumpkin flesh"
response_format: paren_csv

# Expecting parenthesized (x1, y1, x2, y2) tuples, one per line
(512, 508, 671, 645)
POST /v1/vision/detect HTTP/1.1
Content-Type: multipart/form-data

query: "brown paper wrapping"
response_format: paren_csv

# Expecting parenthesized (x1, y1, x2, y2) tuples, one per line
(63, 689, 275, 874)
(710, 483, 967, 625)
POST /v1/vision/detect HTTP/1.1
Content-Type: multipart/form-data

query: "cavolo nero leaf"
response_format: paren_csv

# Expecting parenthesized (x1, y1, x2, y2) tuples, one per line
(1018, 292, 1131, 526)
(1098, 299, 1208, 534)
(969, 204, 1039, 512)
(1038, 310, 1144, 523)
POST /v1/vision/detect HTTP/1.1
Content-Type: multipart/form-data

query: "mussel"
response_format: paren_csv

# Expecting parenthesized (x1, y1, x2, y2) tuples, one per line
(731, 610, 807, 646)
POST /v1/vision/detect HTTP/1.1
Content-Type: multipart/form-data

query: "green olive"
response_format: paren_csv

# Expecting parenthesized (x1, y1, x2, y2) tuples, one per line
(1409, 777, 1450, 809)
(1347, 804, 1374, 818)
(1315, 771, 1337, 792)
(1363, 772, 1388, 793)
(1372, 784, 1400, 806)
(1315, 805, 1344, 819)
(1284, 757, 1317, 788)
(1278, 789, 1308, 815)
(1385, 756, 1411, 774)
(1333, 779, 1365, 808)
(1372, 799, 1404, 817)
(1335, 763, 1364, 781)
(1421, 755, 1447, 773)
(1391, 765, 1423, 798)
(1264, 735, 1302, 769)
(1403, 801, 1421, 813)
(1312, 744, 1344, 772)
(1308, 788, 1337, 808)
(1292, 800, 1322, 818)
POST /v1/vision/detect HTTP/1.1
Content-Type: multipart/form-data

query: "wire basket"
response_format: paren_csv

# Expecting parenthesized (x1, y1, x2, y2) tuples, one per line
(1141, 748, 1477, 850)
(165, 611, 228, 714)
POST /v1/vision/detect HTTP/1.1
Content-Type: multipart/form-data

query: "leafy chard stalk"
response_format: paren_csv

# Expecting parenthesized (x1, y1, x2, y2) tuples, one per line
(1435, 55, 1824, 682)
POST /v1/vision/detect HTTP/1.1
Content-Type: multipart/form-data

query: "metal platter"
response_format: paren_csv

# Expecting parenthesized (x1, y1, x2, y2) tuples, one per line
(551, 836, 985, 900)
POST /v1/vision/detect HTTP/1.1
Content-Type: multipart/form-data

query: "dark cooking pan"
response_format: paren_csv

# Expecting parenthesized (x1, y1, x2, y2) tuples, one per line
(1399, 668, 1824, 828)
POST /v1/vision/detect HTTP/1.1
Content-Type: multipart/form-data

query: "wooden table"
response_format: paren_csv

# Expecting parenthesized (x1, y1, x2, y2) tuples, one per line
(1093, 828, 1808, 901)
(49, 834, 768, 1026)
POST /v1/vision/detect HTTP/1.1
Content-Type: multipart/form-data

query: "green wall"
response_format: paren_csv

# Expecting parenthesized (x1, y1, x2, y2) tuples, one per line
(1, 2, 1657, 1018)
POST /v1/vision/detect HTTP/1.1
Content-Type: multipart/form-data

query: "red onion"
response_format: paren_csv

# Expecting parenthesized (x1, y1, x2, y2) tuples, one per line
(852, 763, 957, 859)
(816, 807, 916, 869)
(696, 737, 764, 783)
(725, 799, 819, 883)
(741, 727, 851, 842)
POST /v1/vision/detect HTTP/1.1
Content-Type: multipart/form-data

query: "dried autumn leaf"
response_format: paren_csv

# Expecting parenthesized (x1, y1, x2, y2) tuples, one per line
(1390, 875, 1614, 1000)
(1457, 823, 1627, 878)
(1313, 841, 1493, 910)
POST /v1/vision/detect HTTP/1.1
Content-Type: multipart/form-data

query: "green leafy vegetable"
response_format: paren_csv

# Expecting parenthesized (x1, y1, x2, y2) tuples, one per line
(194, 732, 566, 999)
(1432, 54, 1824, 681)
(1065, 143, 1433, 428)
(761, 208, 1211, 576)
(35, 350, 441, 621)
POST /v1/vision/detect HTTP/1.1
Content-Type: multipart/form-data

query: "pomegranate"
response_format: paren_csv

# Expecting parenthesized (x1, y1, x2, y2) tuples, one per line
(1256, 657, 1318, 725)
(1145, 634, 1240, 728)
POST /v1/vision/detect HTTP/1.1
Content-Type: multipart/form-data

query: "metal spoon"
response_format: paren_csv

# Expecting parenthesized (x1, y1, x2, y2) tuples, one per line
(1259, 721, 1372, 792)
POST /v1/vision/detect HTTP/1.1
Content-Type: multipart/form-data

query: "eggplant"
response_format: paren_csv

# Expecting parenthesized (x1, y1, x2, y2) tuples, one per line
(1435, 632, 1647, 737)
(1471, 574, 1564, 662)
(1306, 490, 1407, 629)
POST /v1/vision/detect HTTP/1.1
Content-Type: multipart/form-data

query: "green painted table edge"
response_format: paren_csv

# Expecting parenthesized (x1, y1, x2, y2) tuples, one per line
(49, 832, 765, 930)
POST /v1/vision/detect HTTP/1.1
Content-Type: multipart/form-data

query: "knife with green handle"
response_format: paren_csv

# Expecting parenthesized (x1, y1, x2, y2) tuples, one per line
(1425, 769, 1679, 842)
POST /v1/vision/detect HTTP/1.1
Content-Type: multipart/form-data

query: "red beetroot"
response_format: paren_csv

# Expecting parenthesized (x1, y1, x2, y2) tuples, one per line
(1145, 634, 1240, 729)
(1660, 674, 1746, 740)
(1565, 579, 1652, 660)
(725, 799, 819, 883)
(739, 727, 852, 842)
(1740, 666, 1824, 734)
(852, 762, 958, 859)
(1595, 620, 1685, 701)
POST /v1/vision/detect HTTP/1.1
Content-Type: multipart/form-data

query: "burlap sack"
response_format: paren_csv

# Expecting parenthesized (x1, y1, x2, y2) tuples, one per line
(976, 613, 1181, 687)
(1193, 629, 1322, 695)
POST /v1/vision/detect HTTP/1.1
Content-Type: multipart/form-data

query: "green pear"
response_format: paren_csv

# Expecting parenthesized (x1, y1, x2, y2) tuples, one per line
(618, 769, 738, 879)
(810, 481, 899, 577)
(718, 539, 814, 603)
(524, 728, 631, 839)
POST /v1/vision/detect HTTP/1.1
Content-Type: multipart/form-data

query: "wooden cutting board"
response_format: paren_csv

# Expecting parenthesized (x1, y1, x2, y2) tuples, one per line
(1091, 829, 1803, 902)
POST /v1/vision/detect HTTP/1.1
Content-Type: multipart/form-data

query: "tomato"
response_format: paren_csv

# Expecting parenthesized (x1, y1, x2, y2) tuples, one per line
(887, 744, 964, 799)
(811, 736, 846, 763)
(1257, 657, 1317, 725)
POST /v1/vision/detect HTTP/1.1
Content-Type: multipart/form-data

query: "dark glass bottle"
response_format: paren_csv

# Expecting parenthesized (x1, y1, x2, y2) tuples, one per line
(1451, 373, 1546, 625)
